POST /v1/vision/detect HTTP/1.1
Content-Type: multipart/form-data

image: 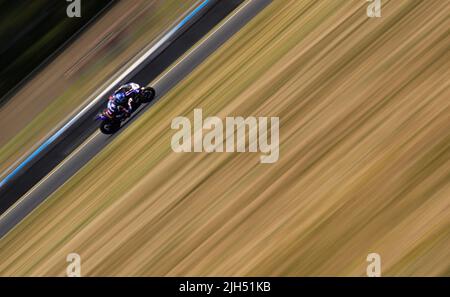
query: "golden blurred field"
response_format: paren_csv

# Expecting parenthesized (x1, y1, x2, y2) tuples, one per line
(0, 0, 449, 276)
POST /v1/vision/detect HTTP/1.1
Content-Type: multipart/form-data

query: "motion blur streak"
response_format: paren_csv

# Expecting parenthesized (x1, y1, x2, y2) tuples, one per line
(0, 0, 449, 276)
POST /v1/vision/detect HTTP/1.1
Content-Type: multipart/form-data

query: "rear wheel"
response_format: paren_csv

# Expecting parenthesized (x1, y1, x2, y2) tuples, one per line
(139, 87, 156, 103)
(100, 120, 121, 134)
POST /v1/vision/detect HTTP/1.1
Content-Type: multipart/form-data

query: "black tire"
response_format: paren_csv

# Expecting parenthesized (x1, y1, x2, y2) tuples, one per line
(139, 87, 156, 103)
(100, 120, 121, 134)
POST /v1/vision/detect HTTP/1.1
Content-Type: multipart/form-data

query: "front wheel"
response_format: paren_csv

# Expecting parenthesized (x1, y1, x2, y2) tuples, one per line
(100, 120, 121, 134)
(139, 87, 156, 103)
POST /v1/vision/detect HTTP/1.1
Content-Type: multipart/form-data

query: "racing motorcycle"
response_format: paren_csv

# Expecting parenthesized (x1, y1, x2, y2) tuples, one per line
(96, 86, 156, 134)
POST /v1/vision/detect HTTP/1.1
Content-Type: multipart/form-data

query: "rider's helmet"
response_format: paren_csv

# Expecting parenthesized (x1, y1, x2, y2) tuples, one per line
(113, 91, 126, 104)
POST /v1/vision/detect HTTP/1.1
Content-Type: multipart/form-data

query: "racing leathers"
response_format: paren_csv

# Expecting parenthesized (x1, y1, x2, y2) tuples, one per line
(106, 82, 142, 119)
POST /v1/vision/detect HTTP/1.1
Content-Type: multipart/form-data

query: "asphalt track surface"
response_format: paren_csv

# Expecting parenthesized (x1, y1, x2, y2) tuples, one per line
(0, 0, 272, 238)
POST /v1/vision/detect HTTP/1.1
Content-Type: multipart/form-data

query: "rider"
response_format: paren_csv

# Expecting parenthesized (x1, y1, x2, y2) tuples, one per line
(106, 82, 142, 119)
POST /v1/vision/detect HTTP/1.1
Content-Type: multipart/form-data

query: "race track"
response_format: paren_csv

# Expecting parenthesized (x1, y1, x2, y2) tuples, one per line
(0, 0, 272, 238)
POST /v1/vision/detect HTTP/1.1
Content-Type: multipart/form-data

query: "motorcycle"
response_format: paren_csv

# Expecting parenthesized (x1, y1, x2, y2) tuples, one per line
(96, 86, 156, 134)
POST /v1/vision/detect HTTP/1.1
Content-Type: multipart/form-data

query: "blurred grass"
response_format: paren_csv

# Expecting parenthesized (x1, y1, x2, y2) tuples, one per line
(0, 0, 113, 101)
(0, 0, 449, 276)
